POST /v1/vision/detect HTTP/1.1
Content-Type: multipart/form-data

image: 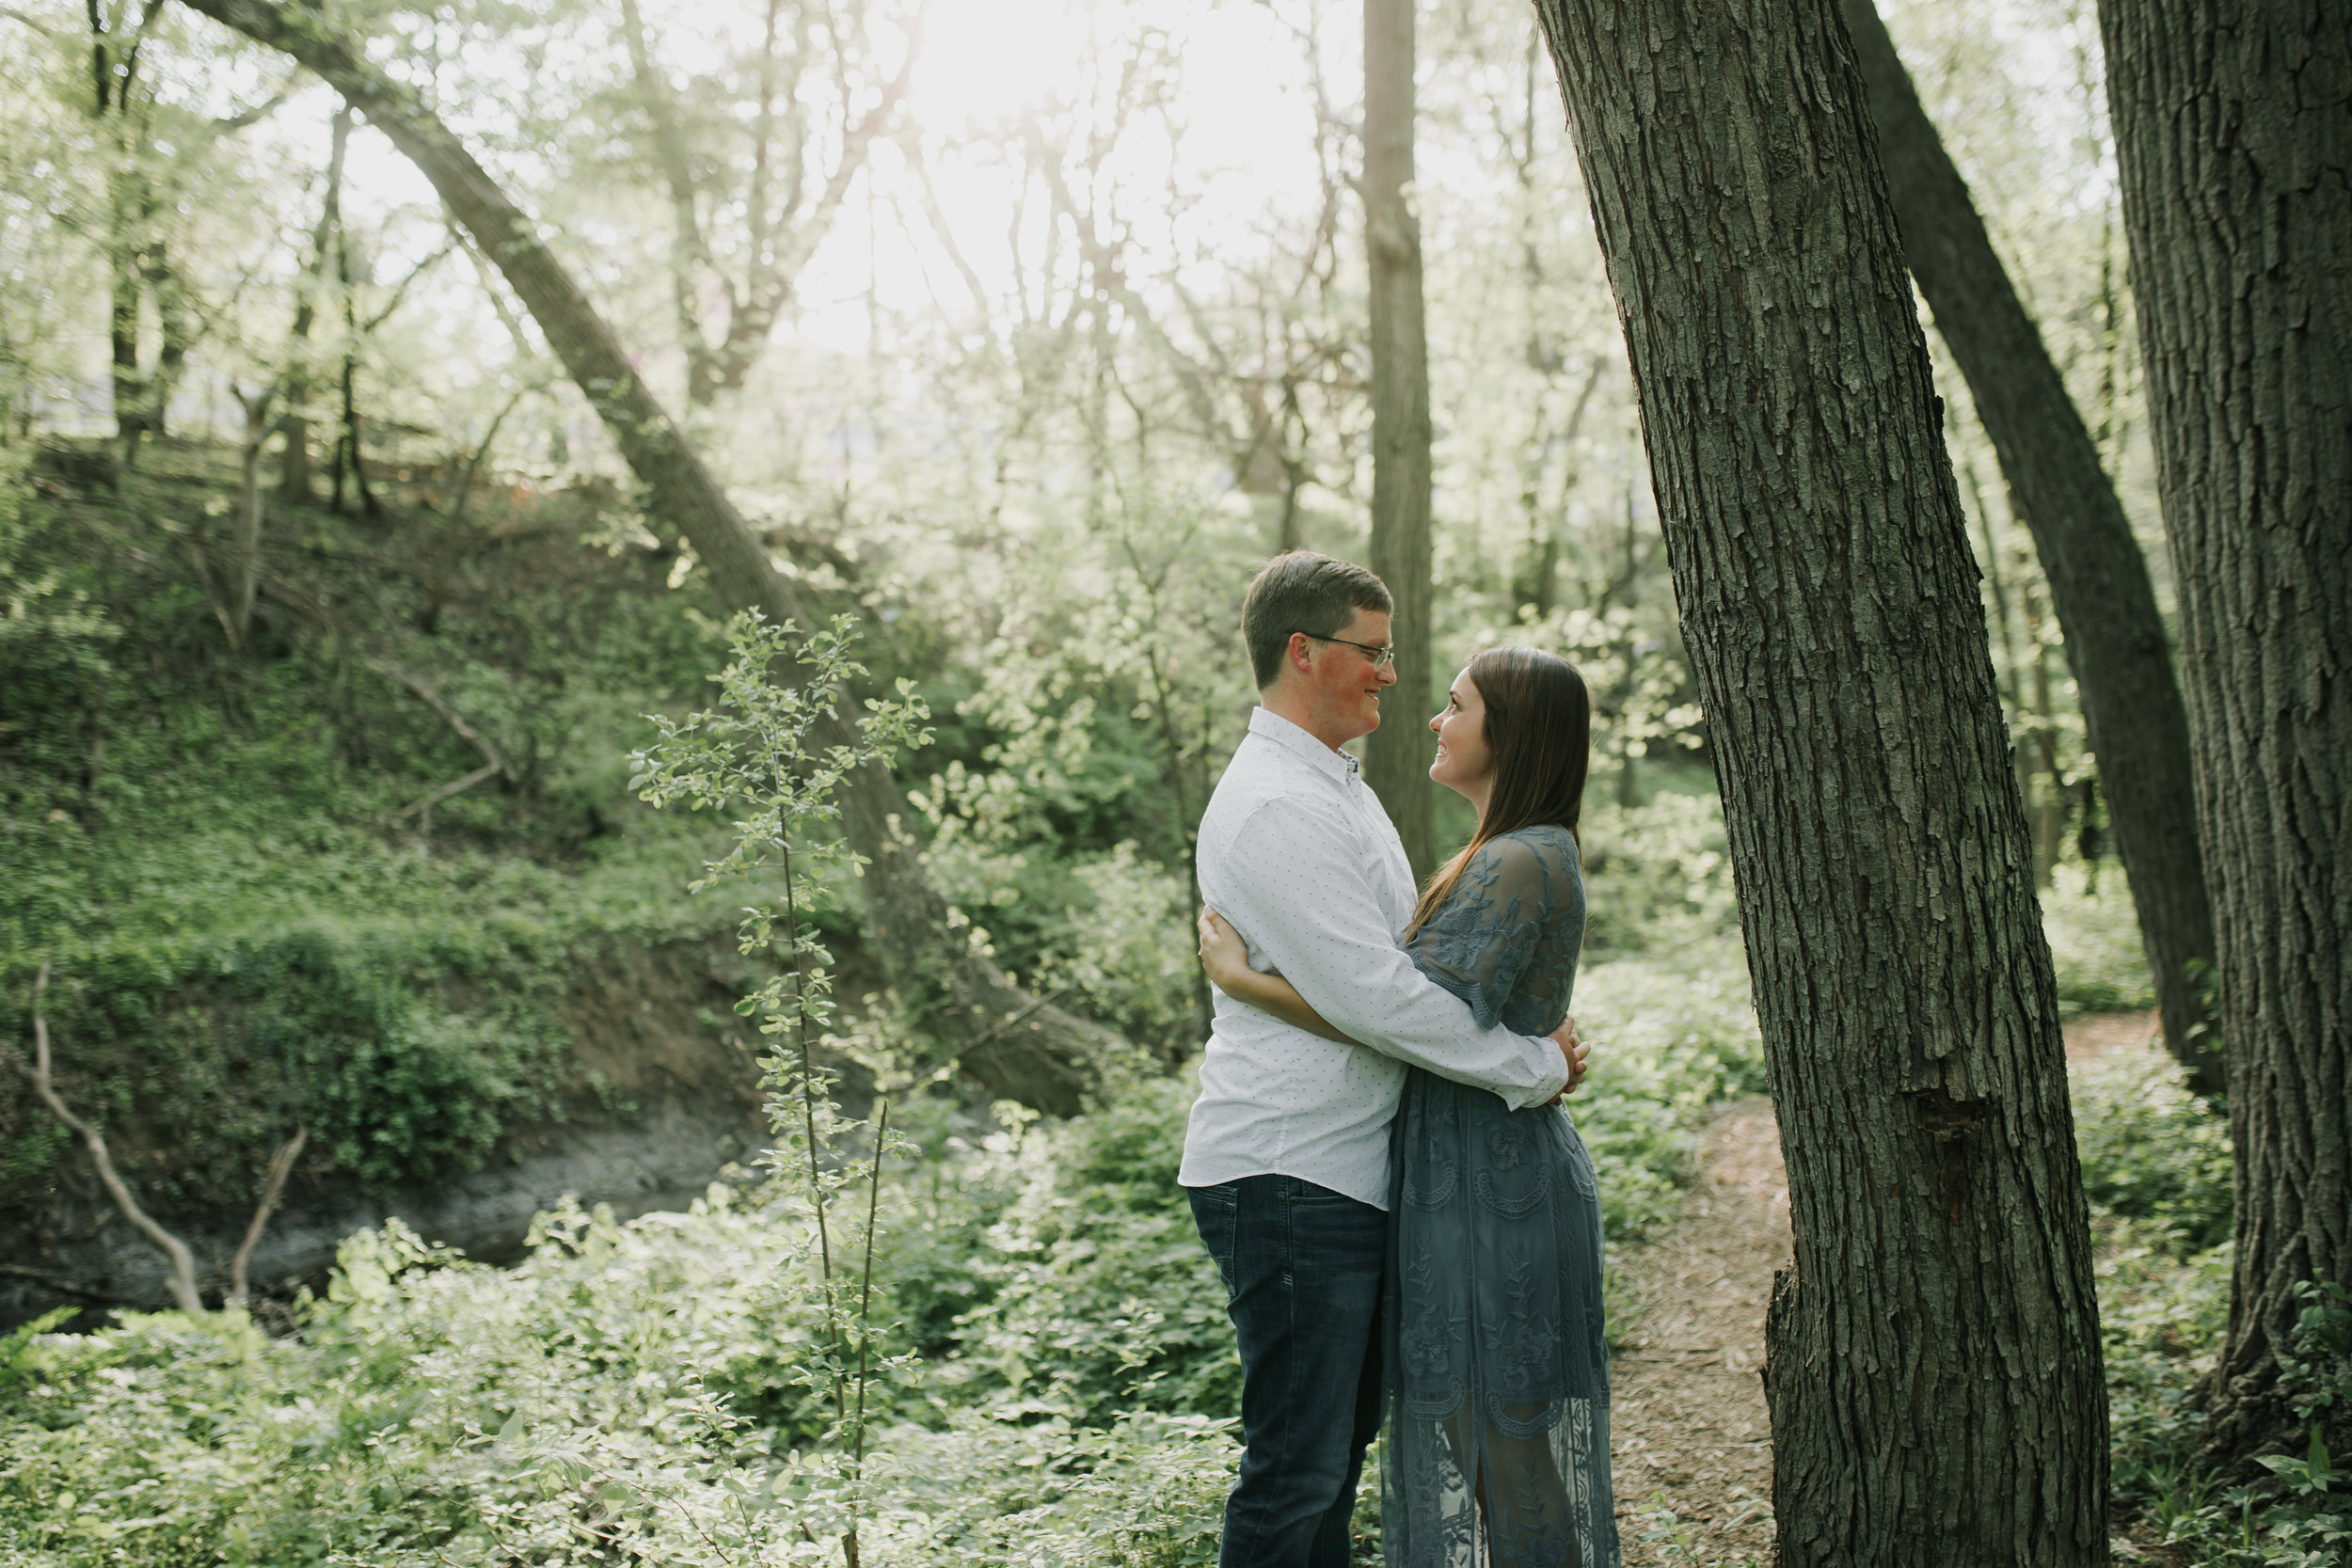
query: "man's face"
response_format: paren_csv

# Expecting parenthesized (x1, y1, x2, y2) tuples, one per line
(1302, 608, 1397, 744)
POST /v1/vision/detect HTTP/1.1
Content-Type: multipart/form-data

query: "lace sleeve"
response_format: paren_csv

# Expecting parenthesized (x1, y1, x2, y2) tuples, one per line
(1408, 834, 1562, 1031)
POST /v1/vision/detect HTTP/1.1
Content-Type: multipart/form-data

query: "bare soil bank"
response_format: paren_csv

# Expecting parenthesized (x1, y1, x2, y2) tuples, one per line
(4, 939, 772, 1329)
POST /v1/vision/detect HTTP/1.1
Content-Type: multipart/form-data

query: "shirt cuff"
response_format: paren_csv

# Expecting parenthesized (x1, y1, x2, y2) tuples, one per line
(1509, 1035, 1572, 1109)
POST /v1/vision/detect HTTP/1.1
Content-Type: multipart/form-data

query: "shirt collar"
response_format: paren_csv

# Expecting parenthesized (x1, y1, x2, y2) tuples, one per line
(1248, 705, 1362, 783)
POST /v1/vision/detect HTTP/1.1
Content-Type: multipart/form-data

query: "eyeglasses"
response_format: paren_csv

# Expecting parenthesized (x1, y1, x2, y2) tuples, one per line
(1295, 631, 1396, 670)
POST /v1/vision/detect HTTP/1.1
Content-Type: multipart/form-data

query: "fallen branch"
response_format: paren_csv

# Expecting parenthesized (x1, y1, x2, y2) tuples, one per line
(394, 760, 502, 823)
(23, 960, 205, 1314)
(372, 662, 511, 778)
(371, 660, 513, 823)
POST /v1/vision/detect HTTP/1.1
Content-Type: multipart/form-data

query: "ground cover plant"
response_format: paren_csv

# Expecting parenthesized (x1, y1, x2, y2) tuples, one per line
(2076, 1037, 2350, 1565)
(10, 763, 2266, 1564)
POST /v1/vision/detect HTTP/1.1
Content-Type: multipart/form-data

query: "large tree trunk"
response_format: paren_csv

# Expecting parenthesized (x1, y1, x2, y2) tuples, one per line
(178, 0, 1121, 1115)
(1839, 0, 2223, 1096)
(2097, 0, 2352, 1469)
(1528, 1, 2109, 1561)
(1361, 0, 1437, 879)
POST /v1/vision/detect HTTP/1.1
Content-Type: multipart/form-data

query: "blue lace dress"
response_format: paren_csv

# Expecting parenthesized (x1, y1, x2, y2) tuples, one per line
(1383, 824, 1617, 1568)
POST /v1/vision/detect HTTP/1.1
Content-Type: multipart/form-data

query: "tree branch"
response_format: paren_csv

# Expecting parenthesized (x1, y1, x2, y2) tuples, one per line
(371, 661, 511, 780)
(392, 760, 501, 822)
(358, 240, 456, 334)
(0, 7, 60, 38)
(226, 1126, 306, 1308)
(23, 958, 205, 1314)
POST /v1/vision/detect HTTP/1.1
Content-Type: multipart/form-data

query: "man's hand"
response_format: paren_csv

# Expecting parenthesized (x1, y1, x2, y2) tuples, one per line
(1548, 1015, 1589, 1101)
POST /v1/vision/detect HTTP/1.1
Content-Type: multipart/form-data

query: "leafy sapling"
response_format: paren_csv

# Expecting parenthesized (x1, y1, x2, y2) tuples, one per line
(631, 610, 930, 1568)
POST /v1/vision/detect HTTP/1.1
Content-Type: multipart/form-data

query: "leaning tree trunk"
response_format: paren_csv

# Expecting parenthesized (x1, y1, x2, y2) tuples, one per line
(2097, 0, 2352, 1469)
(179, 0, 1123, 1115)
(1360, 0, 1437, 879)
(1841, 0, 2222, 1095)
(1529, 1, 2109, 1561)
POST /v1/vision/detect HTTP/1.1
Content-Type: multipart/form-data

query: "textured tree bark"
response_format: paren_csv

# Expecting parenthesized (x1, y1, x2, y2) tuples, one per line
(1528, 0, 2109, 1560)
(1361, 0, 1437, 879)
(180, 0, 1122, 1115)
(2097, 0, 2352, 1468)
(1840, 0, 2223, 1095)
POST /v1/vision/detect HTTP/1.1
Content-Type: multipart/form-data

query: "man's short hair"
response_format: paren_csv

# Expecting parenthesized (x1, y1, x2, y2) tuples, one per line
(1242, 552, 1393, 689)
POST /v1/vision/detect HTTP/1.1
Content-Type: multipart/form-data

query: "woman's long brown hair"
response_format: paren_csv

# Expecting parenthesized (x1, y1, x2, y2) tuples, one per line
(1407, 646, 1592, 937)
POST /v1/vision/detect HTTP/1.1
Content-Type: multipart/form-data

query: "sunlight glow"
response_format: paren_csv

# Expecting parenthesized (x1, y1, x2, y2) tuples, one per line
(914, 0, 1091, 134)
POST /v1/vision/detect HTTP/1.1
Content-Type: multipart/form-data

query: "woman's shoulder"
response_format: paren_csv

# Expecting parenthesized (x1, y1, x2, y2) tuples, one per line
(1484, 821, 1581, 867)
(1459, 824, 1581, 898)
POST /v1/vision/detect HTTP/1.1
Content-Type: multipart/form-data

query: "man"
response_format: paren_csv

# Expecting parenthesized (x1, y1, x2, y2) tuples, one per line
(1181, 551, 1586, 1567)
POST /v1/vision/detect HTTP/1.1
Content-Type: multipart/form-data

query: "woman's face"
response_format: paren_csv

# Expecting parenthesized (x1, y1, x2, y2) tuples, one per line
(1428, 668, 1494, 801)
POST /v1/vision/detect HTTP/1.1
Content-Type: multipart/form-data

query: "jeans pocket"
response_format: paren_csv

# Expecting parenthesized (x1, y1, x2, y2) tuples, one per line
(1187, 1183, 1241, 1303)
(1287, 1177, 1359, 1208)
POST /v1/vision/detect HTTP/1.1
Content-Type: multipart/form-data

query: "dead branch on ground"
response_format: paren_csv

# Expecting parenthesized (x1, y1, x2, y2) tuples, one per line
(370, 660, 514, 822)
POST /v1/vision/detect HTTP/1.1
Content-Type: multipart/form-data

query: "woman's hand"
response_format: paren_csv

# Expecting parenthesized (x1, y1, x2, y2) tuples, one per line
(1197, 907, 1255, 992)
(1198, 907, 1356, 1044)
(1550, 1014, 1591, 1101)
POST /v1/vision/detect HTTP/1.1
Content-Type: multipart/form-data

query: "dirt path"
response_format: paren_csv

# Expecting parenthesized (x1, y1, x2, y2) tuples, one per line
(1605, 1008, 2161, 1565)
(1608, 1099, 1787, 1566)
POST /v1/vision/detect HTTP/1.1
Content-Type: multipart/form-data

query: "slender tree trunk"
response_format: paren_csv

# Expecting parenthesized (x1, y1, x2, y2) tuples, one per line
(181, 0, 1120, 1114)
(2023, 576, 2069, 889)
(281, 104, 349, 502)
(225, 385, 272, 650)
(107, 237, 148, 444)
(1529, 1, 2109, 1560)
(1840, 0, 2223, 1093)
(1361, 0, 1436, 879)
(1962, 454, 2042, 834)
(146, 238, 189, 436)
(2097, 0, 2352, 1469)
(331, 180, 378, 517)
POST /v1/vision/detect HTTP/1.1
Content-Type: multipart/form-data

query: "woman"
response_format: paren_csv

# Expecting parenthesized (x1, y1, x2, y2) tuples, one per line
(1198, 645, 1616, 1568)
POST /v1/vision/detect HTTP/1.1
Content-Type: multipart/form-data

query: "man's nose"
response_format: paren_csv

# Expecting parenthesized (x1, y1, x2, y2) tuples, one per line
(1378, 661, 1398, 687)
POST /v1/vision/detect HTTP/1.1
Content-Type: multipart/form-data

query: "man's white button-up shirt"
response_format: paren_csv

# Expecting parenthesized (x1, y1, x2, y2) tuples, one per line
(1178, 706, 1571, 1209)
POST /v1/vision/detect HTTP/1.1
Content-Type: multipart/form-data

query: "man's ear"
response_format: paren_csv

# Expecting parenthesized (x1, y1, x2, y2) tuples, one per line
(1287, 632, 1314, 674)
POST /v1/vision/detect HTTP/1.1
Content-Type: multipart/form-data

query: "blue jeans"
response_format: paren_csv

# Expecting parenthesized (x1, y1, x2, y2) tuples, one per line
(1189, 1174, 1388, 1568)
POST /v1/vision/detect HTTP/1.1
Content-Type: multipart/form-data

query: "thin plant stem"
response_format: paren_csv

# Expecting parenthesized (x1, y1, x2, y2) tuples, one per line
(850, 1097, 887, 1476)
(842, 1095, 887, 1568)
(777, 832, 844, 1424)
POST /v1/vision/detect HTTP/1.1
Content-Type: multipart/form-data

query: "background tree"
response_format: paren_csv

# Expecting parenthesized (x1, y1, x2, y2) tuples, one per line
(1360, 0, 1438, 876)
(1528, 0, 2110, 1560)
(179, 0, 1128, 1115)
(614, 0, 912, 410)
(276, 103, 346, 501)
(1840, 0, 2222, 1094)
(2096, 0, 2352, 1468)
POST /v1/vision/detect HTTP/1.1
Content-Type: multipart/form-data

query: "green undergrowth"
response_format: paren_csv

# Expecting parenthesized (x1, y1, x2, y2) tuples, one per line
(2041, 863, 2161, 1018)
(0, 933, 1766, 1566)
(2077, 1040, 2350, 1566)
(0, 454, 914, 1208)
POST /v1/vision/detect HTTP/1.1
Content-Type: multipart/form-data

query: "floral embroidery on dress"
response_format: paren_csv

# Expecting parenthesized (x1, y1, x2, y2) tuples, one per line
(1382, 824, 1618, 1568)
